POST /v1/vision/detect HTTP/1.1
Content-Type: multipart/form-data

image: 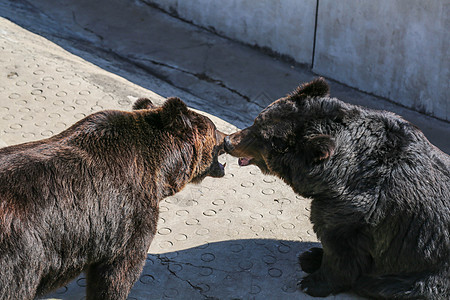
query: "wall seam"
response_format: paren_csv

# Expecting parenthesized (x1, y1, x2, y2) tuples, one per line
(311, 0, 320, 68)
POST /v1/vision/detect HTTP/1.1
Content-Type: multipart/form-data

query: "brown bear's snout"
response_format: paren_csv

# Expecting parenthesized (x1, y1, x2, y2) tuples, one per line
(208, 157, 225, 178)
(206, 130, 227, 178)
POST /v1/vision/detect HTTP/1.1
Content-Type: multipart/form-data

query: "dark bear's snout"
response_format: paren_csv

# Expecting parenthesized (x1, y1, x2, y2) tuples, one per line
(223, 130, 248, 156)
(224, 135, 234, 152)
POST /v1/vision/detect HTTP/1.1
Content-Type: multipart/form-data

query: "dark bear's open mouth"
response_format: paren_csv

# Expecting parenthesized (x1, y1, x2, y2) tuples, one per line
(238, 156, 270, 174)
(238, 157, 253, 166)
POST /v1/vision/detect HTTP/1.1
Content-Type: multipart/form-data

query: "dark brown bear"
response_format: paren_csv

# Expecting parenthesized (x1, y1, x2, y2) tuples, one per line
(0, 97, 225, 299)
(224, 78, 449, 299)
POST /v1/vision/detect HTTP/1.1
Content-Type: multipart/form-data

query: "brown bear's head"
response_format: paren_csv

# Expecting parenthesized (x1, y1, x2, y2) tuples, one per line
(224, 78, 337, 188)
(134, 97, 226, 184)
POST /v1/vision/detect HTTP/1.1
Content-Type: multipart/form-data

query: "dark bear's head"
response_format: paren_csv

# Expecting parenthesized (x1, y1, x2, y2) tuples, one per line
(133, 97, 226, 183)
(224, 78, 337, 183)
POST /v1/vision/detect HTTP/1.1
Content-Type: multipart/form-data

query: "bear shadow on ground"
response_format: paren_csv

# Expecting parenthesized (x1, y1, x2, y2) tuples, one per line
(43, 239, 362, 299)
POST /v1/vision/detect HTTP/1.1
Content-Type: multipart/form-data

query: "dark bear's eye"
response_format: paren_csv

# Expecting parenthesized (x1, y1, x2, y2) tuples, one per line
(271, 136, 289, 153)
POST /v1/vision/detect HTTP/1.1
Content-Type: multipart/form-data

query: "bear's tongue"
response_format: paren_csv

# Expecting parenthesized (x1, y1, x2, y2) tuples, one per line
(238, 157, 252, 166)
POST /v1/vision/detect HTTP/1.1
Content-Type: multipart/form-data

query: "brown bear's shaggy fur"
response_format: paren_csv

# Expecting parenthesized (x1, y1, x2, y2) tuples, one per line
(224, 78, 449, 299)
(0, 97, 225, 299)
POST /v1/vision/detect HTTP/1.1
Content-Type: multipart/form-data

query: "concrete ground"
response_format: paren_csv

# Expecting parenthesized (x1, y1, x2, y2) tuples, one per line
(0, 1, 448, 299)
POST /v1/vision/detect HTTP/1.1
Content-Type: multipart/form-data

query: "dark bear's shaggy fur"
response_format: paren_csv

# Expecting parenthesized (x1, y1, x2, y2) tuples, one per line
(0, 97, 226, 299)
(224, 78, 450, 299)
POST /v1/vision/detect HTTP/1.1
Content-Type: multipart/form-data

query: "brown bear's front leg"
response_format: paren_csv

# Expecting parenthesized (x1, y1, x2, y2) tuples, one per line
(86, 255, 146, 300)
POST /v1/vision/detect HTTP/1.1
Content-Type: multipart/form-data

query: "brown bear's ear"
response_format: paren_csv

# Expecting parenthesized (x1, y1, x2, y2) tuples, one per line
(160, 97, 192, 131)
(306, 134, 335, 162)
(133, 98, 155, 110)
(290, 77, 330, 102)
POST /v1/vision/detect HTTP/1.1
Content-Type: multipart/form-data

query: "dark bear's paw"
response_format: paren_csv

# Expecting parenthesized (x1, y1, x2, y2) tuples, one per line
(298, 247, 323, 273)
(299, 272, 333, 297)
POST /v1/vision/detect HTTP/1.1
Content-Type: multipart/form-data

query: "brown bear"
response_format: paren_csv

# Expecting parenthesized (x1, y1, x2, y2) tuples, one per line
(224, 78, 449, 299)
(0, 97, 225, 299)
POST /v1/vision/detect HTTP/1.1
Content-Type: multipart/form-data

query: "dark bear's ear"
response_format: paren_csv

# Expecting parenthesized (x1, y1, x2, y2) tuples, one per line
(133, 98, 155, 110)
(160, 97, 192, 131)
(306, 134, 335, 162)
(290, 77, 330, 102)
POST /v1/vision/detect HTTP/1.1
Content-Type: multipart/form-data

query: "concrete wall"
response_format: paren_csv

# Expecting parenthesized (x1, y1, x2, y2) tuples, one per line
(314, 0, 449, 121)
(142, 0, 316, 65)
(144, 0, 449, 121)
